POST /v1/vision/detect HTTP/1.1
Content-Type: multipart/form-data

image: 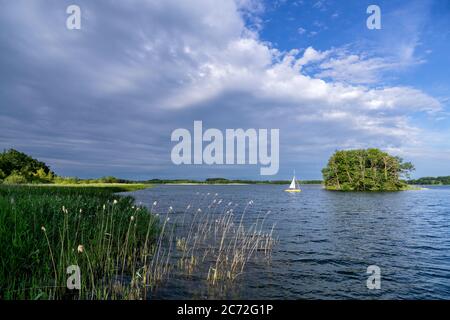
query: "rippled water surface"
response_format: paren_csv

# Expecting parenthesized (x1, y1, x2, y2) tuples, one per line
(125, 185, 450, 299)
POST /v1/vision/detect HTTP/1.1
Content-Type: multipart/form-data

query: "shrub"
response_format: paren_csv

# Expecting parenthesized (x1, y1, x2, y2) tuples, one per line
(3, 172, 28, 184)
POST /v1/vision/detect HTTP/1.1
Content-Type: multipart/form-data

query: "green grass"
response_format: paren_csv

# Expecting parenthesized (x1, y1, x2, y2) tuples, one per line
(27, 183, 152, 192)
(0, 184, 158, 300)
(402, 185, 425, 191)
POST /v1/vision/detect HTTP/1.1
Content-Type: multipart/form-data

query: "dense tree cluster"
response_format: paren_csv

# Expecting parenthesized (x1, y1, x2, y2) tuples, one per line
(322, 149, 415, 191)
(0, 149, 54, 184)
(0, 149, 135, 185)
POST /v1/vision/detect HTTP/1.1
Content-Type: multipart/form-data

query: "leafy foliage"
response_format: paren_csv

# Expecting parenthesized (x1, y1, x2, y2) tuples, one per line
(0, 149, 54, 183)
(3, 172, 28, 184)
(322, 148, 415, 191)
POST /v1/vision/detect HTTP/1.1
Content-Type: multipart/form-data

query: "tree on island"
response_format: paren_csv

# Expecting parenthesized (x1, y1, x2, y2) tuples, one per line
(321, 148, 415, 191)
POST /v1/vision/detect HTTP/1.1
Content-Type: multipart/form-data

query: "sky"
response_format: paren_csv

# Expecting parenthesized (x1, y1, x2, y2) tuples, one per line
(0, 0, 449, 180)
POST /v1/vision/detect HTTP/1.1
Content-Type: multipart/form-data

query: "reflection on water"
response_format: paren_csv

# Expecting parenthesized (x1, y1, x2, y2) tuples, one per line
(124, 185, 450, 299)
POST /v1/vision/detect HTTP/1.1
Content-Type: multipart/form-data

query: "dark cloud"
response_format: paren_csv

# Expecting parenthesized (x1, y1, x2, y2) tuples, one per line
(0, 0, 444, 179)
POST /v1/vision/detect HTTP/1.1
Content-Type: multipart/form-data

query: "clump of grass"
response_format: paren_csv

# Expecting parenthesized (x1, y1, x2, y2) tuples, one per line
(173, 196, 277, 285)
(0, 185, 159, 300)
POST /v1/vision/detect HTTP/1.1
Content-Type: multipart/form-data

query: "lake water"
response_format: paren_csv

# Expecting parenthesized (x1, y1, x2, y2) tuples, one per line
(125, 185, 450, 299)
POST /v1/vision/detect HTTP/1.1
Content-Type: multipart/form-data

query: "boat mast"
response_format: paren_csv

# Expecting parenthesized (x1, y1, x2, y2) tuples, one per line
(294, 170, 297, 189)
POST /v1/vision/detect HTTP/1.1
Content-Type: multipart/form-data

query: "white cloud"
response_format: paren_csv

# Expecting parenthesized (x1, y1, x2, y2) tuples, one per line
(295, 46, 329, 68)
(297, 27, 306, 35)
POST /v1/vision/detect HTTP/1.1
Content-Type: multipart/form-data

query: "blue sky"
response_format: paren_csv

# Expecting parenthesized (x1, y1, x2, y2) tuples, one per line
(0, 0, 449, 180)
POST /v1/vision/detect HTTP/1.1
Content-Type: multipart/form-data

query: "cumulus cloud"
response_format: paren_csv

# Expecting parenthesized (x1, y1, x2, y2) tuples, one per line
(0, 0, 444, 179)
(297, 27, 306, 35)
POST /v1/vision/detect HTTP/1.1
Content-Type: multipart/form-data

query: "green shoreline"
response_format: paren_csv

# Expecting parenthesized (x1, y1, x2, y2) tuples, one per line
(0, 184, 159, 299)
(27, 183, 152, 192)
(29, 182, 428, 189)
(323, 184, 426, 192)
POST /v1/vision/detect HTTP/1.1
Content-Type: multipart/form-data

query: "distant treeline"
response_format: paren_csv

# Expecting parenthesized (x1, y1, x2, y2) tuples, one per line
(4, 148, 448, 186)
(0, 149, 323, 185)
(143, 178, 323, 185)
(408, 176, 450, 185)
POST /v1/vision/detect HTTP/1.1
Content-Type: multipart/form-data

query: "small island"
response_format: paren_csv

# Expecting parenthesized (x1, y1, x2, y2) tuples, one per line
(321, 148, 415, 191)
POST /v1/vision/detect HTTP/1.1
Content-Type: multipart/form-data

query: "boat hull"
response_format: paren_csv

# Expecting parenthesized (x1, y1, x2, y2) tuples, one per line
(285, 189, 301, 192)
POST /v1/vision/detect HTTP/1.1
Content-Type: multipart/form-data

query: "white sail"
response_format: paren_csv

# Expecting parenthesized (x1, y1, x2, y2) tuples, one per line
(289, 176, 296, 189)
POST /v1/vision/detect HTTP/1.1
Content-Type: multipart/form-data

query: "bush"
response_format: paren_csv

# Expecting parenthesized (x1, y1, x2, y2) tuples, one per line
(32, 168, 54, 183)
(53, 176, 79, 184)
(3, 172, 28, 184)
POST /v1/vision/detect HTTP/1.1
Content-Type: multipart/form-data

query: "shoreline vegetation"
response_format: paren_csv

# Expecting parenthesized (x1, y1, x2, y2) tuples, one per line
(0, 149, 322, 185)
(0, 150, 277, 300)
(0, 149, 446, 187)
(0, 184, 160, 299)
(30, 183, 152, 192)
(0, 184, 276, 300)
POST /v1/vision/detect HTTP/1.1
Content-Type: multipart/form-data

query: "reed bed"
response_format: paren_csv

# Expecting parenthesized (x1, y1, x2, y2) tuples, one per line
(0, 185, 161, 300)
(0, 186, 277, 300)
(170, 194, 277, 286)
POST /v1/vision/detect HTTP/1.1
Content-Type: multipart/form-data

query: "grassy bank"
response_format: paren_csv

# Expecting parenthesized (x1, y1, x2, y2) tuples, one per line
(0, 184, 158, 299)
(28, 183, 152, 192)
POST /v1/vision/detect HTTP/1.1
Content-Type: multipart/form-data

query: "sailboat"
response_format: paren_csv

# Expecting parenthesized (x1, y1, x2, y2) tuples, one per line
(285, 171, 301, 192)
